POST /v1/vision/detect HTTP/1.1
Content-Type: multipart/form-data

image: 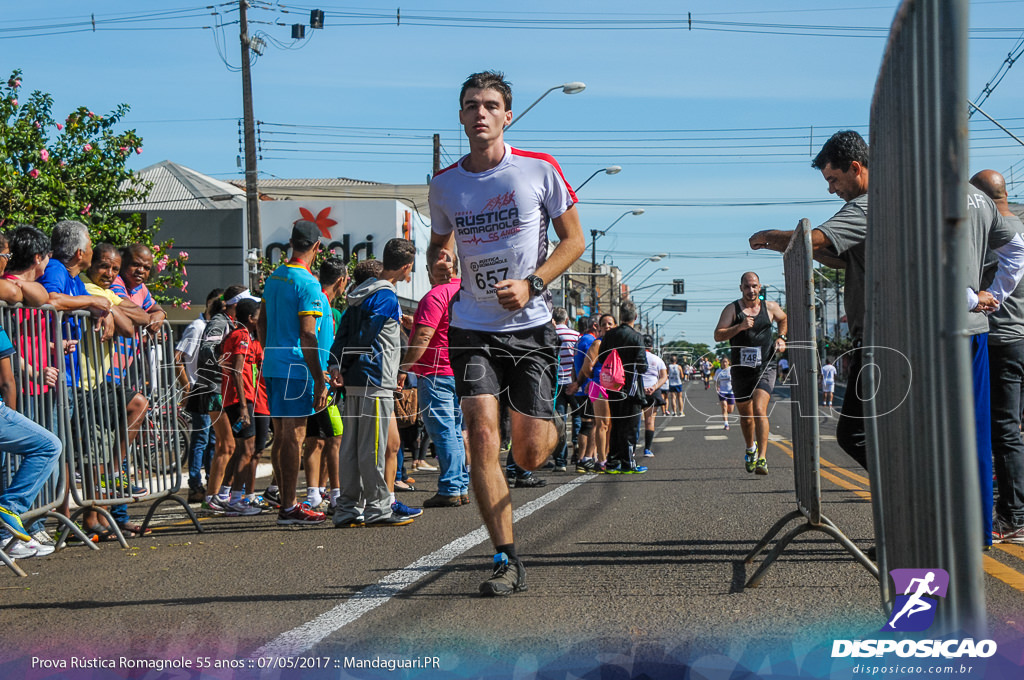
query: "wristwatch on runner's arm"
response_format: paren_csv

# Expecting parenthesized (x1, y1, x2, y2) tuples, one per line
(525, 274, 546, 296)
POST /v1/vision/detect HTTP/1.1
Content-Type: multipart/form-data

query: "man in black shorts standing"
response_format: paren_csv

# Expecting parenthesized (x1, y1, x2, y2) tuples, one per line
(428, 70, 586, 596)
(714, 272, 787, 476)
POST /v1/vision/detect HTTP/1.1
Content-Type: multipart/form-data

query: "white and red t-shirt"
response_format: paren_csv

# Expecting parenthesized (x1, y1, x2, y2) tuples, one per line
(555, 323, 580, 385)
(429, 143, 577, 332)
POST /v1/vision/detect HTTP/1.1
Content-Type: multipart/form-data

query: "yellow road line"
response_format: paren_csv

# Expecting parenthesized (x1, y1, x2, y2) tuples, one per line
(996, 542, 1024, 562)
(820, 458, 870, 486)
(768, 438, 1024, 592)
(982, 554, 1024, 594)
(768, 440, 871, 500)
(150, 514, 213, 531)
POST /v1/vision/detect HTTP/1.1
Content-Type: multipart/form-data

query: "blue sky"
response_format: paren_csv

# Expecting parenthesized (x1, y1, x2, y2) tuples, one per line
(4, 1, 1024, 344)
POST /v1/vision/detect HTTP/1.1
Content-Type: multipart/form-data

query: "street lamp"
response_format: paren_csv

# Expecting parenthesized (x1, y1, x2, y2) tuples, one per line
(632, 267, 669, 291)
(575, 165, 622, 192)
(591, 209, 644, 312)
(635, 281, 672, 306)
(506, 81, 586, 130)
(621, 254, 665, 284)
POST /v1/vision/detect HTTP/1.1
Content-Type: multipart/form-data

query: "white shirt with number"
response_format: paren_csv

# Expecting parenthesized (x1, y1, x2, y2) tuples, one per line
(643, 351, 666, 391)
(429, 143, 577, 332)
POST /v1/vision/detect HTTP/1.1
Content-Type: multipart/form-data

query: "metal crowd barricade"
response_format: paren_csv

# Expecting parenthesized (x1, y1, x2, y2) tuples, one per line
(865, 0, 984, 634)
(745, 220, 880, 585)
(62, 310, 202, 548)
(0, 303, 97, 576)
(743, 220, 879, 588)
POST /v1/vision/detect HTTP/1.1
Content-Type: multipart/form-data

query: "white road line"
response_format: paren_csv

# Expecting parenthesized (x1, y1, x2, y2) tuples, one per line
(821, 435, 837, 440)
(704, 435, 728, 441)
(253, 475, 595, 659)
(768, 433, 785, 441)
(652, 437, 674, 443)
(664, 426, 684, 432)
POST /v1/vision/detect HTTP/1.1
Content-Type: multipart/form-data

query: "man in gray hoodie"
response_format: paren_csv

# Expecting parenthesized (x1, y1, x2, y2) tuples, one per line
(329, 239, 416, 527)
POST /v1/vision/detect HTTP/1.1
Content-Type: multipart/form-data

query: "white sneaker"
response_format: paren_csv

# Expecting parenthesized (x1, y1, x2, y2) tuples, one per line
(32, 529, 56, 548)
(23, 537, 55, 557)
(414, 463, 438, 472)
(1, 531, 38, 559)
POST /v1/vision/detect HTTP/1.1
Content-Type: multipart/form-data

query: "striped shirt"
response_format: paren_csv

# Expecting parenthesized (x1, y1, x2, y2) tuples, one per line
(555, 323, 580, 385)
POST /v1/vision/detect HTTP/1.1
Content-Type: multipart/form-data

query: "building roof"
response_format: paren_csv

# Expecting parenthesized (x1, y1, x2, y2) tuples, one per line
(226, 178, 430, 215)
(119, 161, 246, 212)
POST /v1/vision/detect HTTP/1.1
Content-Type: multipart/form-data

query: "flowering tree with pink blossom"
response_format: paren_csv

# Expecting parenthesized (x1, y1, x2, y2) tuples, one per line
(0, 69, 189, 306)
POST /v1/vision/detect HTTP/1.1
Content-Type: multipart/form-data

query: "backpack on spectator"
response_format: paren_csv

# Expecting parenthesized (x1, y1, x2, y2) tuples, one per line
(193, 314, 234, 394)
(600, 348, 626, 392)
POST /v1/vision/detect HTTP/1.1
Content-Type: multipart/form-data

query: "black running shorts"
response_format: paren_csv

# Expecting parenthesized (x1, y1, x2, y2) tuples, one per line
(731, 364, 777, 403)
(449, 324, 558, 419)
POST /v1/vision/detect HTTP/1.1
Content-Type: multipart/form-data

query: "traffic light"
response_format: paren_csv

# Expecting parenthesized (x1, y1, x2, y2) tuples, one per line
(758, 291, 766, 301)
(673, 279, 685, 295)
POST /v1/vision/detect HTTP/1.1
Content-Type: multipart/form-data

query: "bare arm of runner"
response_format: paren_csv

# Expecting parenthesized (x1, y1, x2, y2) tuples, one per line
(768, 300, 788, 354)
(714, 304, 751, 342)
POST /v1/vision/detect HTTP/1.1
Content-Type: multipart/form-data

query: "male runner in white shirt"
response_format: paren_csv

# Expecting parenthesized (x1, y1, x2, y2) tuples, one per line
(428, 71, 586, 596)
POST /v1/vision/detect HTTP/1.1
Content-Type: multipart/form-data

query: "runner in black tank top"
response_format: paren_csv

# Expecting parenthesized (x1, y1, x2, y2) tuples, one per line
(729, 299, 774, 368)
(713, 272, 788, 476)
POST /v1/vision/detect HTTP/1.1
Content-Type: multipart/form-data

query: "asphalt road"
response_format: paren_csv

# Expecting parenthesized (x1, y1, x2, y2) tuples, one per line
(4, 380, 1024, 679)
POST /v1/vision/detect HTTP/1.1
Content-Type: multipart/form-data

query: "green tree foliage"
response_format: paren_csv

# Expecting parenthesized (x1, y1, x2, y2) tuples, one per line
(662, 340, 713, 364)
(0, 69, 189, 307)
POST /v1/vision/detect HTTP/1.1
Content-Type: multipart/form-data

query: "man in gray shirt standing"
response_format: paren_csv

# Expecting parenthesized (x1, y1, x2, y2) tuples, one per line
(749, 130, 870, 470)
(960, 177, 1024, 547)
(751, 132, 1024, 549)
(973, 170, 1024, 545)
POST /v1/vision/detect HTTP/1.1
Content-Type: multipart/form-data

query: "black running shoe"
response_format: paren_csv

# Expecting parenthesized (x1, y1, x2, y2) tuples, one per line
(262, 488, 282, 508)
(512, 475, 548, 488)
(479, 552, 527, 596)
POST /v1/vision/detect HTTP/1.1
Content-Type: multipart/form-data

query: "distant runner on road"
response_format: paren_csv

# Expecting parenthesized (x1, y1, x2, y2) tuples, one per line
(820, 358, 837, 408)
(714, 272, 787, 476)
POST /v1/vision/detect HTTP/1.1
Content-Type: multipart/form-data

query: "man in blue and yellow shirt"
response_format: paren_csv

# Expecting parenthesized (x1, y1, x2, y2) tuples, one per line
(258, 220, 330, 526)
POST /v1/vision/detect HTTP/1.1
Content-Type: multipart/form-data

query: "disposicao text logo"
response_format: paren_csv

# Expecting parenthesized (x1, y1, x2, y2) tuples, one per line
(831, 567, 998, 660)
(883, 568, 949, 632)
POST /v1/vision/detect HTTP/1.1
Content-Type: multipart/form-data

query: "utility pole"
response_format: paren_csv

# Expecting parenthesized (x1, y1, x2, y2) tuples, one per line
(835, 269, 842, 342)
(590, 229, 599, 313)
(432, 134, 441, 177)
(240, 0, 262, 275)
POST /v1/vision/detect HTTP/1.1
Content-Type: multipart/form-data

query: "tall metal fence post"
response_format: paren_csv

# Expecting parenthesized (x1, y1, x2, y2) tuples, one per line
(865, 0, 984, 635)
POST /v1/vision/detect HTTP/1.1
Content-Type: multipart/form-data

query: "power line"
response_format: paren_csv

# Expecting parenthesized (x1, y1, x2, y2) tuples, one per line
(970, 33, 1024, 116)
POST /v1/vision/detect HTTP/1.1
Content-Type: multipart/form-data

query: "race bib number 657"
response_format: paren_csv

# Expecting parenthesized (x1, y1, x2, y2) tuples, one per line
(468, 248, 515, 302)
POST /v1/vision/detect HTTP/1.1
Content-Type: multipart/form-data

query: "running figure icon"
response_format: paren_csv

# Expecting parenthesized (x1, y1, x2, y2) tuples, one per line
(886, 572, 939, 629)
